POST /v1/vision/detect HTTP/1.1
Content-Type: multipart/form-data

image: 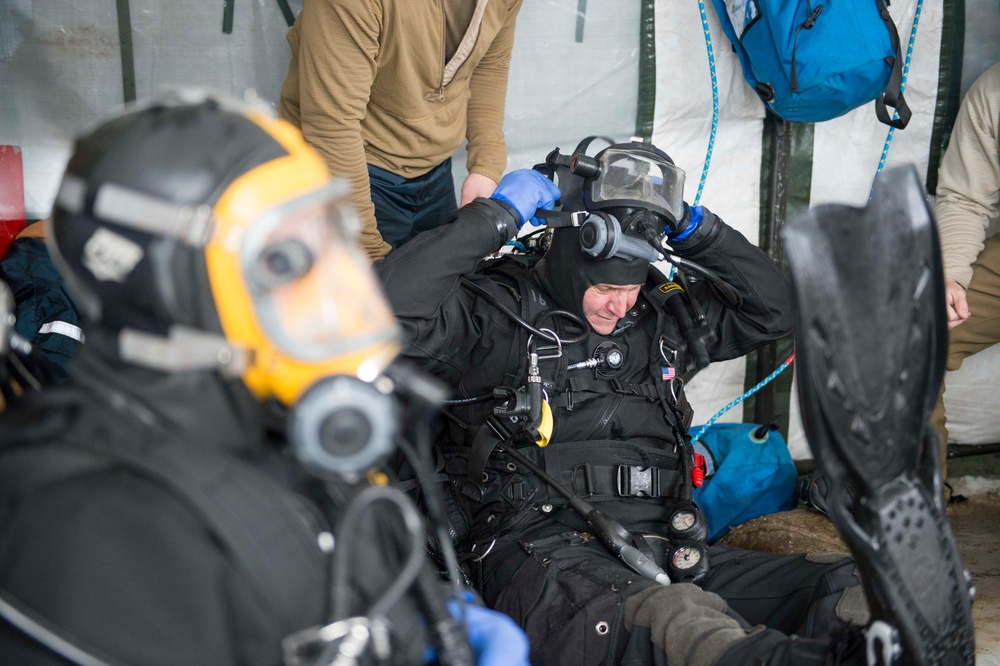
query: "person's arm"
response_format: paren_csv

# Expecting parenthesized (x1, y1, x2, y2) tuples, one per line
(668, 205, 793, 362)
(463, 0, 524, 198)
(376, 171, 559, 380)
(935, 65, 1000, 327)
(936, 67, 1000, 289)
(293, 0, 391, 260)
(375, 198, 517, 385)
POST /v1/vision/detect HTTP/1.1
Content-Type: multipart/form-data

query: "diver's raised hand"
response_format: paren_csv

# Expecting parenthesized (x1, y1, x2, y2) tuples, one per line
(490, 169, 562, 228)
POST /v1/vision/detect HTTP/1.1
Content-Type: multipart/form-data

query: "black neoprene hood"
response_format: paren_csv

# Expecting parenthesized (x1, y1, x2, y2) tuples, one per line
(533, 225, 649, 322)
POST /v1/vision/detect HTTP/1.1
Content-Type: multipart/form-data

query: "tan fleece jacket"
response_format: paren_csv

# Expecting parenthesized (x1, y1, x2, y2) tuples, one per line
(279, 0, 523, 260)
(936, 62, 1000, 288)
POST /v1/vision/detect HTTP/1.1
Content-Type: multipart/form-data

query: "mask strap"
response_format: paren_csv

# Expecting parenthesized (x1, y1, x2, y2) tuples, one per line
(119, 325, 250, 377)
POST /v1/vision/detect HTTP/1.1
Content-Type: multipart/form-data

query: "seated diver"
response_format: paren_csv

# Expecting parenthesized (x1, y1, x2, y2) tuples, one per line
(0, 93, 528, 666)
(375, 139, 976, 665)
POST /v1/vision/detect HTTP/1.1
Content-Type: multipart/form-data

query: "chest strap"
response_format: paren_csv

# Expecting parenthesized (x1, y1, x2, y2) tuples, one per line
(551, 376, 661, 409)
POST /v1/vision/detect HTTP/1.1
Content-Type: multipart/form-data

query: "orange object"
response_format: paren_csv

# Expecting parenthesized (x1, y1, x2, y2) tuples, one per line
(0, 145, 26, 259)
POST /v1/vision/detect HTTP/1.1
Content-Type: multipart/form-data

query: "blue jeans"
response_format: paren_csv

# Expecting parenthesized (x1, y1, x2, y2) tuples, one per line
(368, 158, 458, 249)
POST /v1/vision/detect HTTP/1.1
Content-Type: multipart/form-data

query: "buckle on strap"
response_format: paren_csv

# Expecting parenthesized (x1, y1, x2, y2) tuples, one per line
(617, 465, 659, 497)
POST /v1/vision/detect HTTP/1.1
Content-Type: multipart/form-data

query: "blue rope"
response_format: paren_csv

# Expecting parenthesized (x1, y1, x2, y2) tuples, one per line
(694, 0, 719, 207)
(868, 0, 924, 201)
(689, 354, 796, 444)
(689, 0, 790, 443)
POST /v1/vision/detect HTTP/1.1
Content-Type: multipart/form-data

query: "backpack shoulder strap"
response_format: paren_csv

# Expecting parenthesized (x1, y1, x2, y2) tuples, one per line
(874, 0, 912, 129)
(478, 254, 556, 387)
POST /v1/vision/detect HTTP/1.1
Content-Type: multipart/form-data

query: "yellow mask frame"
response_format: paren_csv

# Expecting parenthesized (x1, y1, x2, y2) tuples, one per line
(204, 112, 400, 406)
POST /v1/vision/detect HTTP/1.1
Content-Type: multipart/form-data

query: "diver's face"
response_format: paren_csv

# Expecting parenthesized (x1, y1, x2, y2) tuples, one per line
(582, 283, 642, 335)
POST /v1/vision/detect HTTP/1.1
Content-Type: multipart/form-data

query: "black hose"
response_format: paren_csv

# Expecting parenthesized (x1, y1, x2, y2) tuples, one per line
(395, 436, 464, 588)
(460, 278, 589, 346)
(496, 439, 669, 585)
(665, 253, 744, 309)
(413, 567, 475, 666)
(330, 486, 427, 622)
(443, 393, 494, 406)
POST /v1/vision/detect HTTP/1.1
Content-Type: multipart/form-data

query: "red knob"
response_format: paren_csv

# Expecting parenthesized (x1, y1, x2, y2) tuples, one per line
(692, 452, 707, 488)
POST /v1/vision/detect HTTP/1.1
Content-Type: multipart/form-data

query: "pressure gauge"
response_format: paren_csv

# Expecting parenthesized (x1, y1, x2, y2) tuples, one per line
(667, 541, 709, 583)
(671, 509, 697, 533)
(671, 545, 702, 570)
(668, 505, 708, 542)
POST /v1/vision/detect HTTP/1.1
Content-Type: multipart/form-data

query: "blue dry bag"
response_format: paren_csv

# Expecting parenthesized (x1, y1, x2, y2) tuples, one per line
(692, 422, 799, 542)
(710, 0, 911, 128)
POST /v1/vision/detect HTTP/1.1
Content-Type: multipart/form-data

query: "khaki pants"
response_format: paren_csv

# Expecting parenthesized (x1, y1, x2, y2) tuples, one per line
(931, 233, 1000, 477)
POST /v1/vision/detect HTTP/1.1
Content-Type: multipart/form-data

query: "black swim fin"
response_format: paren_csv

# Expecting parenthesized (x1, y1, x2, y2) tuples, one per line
(782, 165, 975, 665)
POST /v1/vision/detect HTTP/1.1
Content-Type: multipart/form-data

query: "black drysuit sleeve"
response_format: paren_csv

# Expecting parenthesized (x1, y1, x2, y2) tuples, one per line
(375, 198, 523, 393)
(668, 208, 793, 364)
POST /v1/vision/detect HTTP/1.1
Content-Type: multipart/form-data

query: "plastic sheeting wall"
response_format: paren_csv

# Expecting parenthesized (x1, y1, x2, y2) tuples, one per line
(3, 0, 642, 219)
(2, 0, 301, 219)
(651, 0, 999, 457)
(650, 0, 951, 458)
(452, 1, 642, 194)
(2, 0, 999, 454)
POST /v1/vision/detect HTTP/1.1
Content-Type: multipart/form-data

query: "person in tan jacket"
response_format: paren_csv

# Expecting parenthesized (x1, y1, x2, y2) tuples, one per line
(930, 62, 1000, 474)
(279, 0, 524, 260)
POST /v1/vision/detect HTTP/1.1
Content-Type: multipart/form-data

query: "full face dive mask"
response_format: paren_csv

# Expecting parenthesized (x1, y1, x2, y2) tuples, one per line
(212, 177, 404, 479)
(49, 94, 404, 480)
(533, 139, 688, 263)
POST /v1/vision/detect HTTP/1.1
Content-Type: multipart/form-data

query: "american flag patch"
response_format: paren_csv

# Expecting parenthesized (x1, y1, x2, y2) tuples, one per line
(661, 366, 676, 381)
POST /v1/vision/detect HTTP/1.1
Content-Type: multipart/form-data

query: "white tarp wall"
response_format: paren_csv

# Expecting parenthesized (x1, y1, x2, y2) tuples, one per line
(2, 0, 999, 456)
(648, 0, 998, 457)
(2, 0, 301, 218)
(652, 0, 949, 459)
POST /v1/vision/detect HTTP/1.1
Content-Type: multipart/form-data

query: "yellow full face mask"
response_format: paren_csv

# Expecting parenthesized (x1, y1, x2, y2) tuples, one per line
(205, 113, 400, 407)
(47, 93, 405, 476)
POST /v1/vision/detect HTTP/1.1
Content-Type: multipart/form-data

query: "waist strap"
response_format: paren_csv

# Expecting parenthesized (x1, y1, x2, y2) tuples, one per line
(564, 463, 682, 499)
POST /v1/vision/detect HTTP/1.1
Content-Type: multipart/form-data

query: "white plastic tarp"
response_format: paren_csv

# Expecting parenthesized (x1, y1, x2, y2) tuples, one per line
(1, 0, 300, 219)
(649, 0, 994, 457)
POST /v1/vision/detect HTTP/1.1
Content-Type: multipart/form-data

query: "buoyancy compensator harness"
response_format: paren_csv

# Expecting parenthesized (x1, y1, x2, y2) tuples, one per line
(448, 254, 711, 587)
(442, 139, 755, 586)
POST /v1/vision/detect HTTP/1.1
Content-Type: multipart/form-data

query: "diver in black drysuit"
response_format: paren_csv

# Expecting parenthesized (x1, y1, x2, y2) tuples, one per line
(0, 96, 529, 666)
(376, 163, 872, 666)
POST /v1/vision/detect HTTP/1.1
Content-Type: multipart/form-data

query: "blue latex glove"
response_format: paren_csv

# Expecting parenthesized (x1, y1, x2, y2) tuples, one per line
(451, 597, 529, 666)
(490, 169, 562, 228)
(424, 593, 530, 666)
(669, 203, 704, 241)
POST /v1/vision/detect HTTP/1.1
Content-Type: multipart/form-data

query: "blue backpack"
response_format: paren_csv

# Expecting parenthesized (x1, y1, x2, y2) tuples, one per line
(692, 422, 799, 542)
(710, 0, 911, 128)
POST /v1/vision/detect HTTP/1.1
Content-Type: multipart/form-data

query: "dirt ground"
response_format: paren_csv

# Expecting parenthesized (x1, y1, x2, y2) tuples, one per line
(719, 482, 999, 664)
(949, 485, 1000, 665)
